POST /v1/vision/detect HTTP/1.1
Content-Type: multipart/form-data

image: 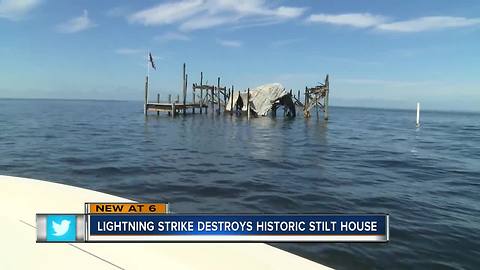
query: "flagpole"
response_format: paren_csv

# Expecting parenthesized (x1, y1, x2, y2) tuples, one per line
(147, 51, 150, 104)
(146, 51, 150, 82)
(144, 51, 149, 115)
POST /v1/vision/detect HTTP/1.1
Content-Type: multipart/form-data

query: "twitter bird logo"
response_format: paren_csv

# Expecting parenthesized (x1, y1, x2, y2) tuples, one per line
(46, 215, 76, 242)
(52, 220, 71, 236)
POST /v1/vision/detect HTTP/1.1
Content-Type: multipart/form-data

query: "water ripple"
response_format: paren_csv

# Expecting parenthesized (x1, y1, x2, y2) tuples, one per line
(1, 99, 479, 269)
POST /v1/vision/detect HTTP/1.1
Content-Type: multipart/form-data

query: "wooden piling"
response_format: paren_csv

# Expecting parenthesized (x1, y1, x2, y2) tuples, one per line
(168, 94, 172, 116)
(224, 87, 228, 111)
(217, 77, 221, 114)
(236, 91, 241, 114)
(304, 87, 309, 118)
(192, 83, 196, 114)
(182, 63, 187, 115)
(305, 87, 308, 107)
(157, 93, 160, 116)
(289, 89, 293, 116)
(144, 76, 149, 115)
(200, 72, 203, 114)
(230, 85, 234, 116)
(227, 88, 230, 112)
(171, 102, 176, 117)
(184, 73, 188, 115)
(324, 75, 329, 120)
(247, 88, 251, 120)
(211, 85, 214, 114)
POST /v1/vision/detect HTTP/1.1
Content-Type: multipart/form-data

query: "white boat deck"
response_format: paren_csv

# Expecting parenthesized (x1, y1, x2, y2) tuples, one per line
(0, 175, 333, 270)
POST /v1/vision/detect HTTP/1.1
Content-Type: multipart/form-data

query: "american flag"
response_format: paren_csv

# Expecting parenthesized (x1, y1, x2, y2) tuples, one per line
(149, 52, 156, 70)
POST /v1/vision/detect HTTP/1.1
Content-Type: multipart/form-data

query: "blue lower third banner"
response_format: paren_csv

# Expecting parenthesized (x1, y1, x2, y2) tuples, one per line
(87, 214, 389, 242)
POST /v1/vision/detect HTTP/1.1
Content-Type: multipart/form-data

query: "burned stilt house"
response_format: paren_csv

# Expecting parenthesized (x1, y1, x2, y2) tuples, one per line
(225, 83, 296, 117)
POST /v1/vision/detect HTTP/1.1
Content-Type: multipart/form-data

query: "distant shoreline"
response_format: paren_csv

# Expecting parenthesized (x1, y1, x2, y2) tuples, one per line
(1, 97, 479, 114)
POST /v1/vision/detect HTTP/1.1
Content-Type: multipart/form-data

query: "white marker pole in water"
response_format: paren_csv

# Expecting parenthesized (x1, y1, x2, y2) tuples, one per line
(416, 102, 420, 127)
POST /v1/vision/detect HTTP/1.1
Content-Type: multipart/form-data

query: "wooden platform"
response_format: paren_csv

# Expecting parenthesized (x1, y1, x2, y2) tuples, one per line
(146, 102, 207, 114)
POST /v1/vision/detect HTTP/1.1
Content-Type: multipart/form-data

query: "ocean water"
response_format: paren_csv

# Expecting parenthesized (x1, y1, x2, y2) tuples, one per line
(0, 99, 479, 269)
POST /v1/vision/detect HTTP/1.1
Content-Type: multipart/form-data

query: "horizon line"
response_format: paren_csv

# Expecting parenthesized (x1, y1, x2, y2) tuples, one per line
(0, 97, 478, 114)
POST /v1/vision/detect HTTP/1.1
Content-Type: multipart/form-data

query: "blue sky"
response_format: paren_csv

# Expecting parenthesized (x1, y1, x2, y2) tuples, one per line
(0, 0, 479, 111)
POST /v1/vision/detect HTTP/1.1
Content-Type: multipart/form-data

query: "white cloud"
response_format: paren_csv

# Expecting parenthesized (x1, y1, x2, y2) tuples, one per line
(0, 0, 41, 20)
(271, 6, 305, 19)
(128, 0, 203, 26)
(128, 0, 305, 31)
(307, 13, 387, 28)
(155, 32, 190, 42)
(270, 38, 303, 48)
(377, 16, 480, 32)
(306, 12, 480, 33)
(217, 39, 242, 47)
(106, 6, 131, 17)
(56, 10, 96, 33)
(180, 16, 231, 31)
(115, 48, 144, 55)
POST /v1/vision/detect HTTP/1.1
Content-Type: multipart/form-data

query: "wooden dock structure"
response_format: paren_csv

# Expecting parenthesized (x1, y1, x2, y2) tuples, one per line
(303, 75, 330, 120)
(144, 63, 228, 117)
(146, 102, 208, 116)
(143, 62, 330, 120)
